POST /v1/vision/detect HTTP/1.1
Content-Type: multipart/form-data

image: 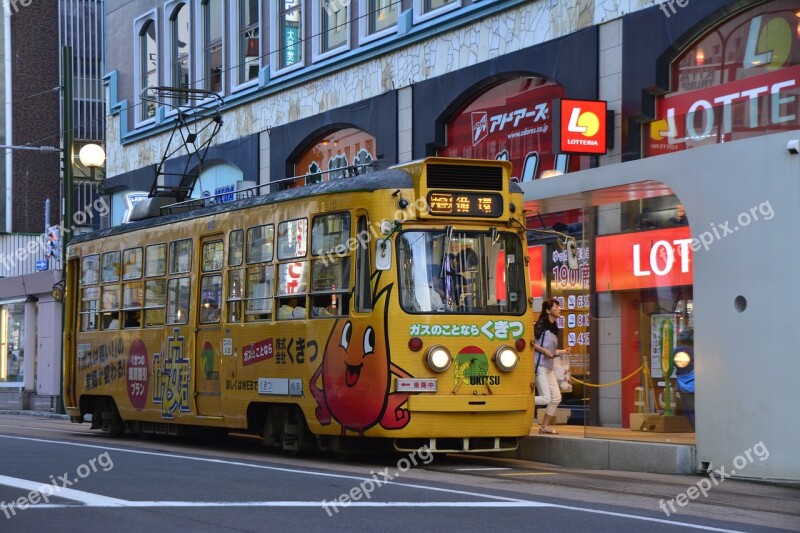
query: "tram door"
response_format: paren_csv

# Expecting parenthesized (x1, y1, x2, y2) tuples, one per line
(195, 235, 224, 417)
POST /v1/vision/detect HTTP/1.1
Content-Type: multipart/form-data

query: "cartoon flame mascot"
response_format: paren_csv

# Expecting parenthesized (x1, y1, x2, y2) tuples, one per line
(310, 282, 412, 436)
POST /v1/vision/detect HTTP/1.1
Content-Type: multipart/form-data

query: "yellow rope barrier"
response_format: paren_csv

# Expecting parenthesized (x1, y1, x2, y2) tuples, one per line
(569, 365, 644, 388)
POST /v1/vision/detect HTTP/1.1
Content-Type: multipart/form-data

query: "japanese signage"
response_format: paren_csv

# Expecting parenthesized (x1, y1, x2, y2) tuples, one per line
(440, 77, 567, 182)
(408, 320, 525, 340)
(595, 227, 693, 291)
(427, 191, 503, 217)
(557, 99, 608, 155)
(646, 4, 800, 156)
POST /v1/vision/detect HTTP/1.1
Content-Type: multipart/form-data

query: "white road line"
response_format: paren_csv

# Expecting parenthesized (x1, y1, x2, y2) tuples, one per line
(0, 434, 525, 503)
(0, 434, 745, 532)
(0, 475, 128, 506)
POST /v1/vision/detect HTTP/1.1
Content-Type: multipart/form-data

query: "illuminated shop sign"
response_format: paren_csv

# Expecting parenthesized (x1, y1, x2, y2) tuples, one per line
(426, 191, 503, 217)
(595, 227, 693, 291)
(556, 99, 608, 155)
(646, 5, 800, 156)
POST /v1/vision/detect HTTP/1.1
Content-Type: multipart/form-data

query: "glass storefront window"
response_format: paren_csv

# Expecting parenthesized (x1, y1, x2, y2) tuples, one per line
(0, 302, 25, 383)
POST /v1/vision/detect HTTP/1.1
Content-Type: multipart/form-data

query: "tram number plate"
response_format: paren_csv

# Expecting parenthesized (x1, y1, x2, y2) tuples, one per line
(222, 338, 233, 356)
(289, 379, 303, 396)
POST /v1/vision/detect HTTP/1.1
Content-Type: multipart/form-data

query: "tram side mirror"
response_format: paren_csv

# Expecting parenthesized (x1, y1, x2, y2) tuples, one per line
(375, 239, 392, 271)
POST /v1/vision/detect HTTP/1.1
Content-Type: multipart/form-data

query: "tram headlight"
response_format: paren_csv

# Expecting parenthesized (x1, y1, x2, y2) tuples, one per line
(674, 351, 691, 369)
(494, 346, 519, 372)
(426, 345, 452, 373)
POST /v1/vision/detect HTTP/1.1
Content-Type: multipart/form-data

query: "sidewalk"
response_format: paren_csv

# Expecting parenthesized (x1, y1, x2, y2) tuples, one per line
(501, 424, 697, 475)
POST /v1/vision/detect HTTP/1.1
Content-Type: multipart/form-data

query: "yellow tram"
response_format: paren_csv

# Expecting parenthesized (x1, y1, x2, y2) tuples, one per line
(63, 157, 536, 452)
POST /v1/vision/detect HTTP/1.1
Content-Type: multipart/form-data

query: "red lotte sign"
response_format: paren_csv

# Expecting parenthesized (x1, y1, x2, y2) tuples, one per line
(558, 99, 608, 155)
(595, 227, 693, 291)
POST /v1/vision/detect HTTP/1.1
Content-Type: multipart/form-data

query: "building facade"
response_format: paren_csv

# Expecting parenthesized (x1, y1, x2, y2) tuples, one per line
(103, 0, 799, 481)
(0, 0, 105, 411)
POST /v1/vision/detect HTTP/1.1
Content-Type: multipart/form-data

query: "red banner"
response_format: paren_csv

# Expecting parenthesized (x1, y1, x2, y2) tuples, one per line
(595, 227, 693, 291)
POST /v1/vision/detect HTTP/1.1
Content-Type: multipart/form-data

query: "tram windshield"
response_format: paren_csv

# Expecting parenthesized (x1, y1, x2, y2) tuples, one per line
(397, 230, 526, 315)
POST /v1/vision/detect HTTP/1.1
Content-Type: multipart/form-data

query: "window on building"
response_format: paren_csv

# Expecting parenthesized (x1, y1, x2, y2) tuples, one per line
(320, 0, 347, 55)
(413, 0, 460, 23)
(277, 0, 302, 70)
(238, 0, 260, 84)
(366, 0, 397, 36)
(138, 19, 158, 121)
(170, 3, 190, 106)
(202, 0, 223, 92)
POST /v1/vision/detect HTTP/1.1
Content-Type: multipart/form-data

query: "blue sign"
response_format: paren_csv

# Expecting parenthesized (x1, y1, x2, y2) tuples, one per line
(214, 184, 236, 203)
(36, 260, 48, 271)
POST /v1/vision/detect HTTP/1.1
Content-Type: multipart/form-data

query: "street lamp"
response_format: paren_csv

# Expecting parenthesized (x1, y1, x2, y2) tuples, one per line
(78, 143, 105, 180)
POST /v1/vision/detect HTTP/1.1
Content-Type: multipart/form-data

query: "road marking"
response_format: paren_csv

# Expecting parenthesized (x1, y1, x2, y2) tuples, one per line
(0, 434, 525, 503)
(454, 467, 510, 471)
(498, 472, 557, 476)
(0, 434, 745, 531)
(0, 475, 128, 506)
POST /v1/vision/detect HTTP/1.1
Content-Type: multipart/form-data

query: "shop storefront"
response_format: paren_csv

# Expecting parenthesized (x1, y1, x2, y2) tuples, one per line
(0, 299, 26, 385)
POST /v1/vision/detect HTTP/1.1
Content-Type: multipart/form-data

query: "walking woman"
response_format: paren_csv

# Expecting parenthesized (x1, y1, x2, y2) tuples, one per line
(534, 298, 571, 434)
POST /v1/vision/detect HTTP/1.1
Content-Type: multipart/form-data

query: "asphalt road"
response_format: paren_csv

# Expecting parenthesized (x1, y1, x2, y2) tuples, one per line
(0, 414, 797, 532)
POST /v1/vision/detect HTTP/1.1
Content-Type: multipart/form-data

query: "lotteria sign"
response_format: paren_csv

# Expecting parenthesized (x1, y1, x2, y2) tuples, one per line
(595, 227, 693, 291)
(647, 5, 800, 156)
(557, 99, 608, 155)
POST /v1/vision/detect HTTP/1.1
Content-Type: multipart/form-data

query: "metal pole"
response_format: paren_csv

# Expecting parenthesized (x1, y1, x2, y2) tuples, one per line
(60, 45, 73, 415)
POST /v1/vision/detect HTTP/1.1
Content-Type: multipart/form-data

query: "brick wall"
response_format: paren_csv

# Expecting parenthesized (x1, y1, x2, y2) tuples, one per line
(11, 1, 60, 234)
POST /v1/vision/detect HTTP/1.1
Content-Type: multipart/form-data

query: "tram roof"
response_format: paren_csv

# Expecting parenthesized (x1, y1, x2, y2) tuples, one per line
(73, 169, 414, 244)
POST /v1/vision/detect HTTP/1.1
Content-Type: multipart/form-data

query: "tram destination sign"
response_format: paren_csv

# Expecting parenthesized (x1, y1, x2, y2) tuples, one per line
(426, 191, 503, 217)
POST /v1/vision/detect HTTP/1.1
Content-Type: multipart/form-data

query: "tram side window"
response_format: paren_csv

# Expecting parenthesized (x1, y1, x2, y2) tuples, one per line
(228, 230, 244, 322)
(101, 285, 120, 330)
(277, 218, 307, 260)
(169, 239, 193, 274)
(247, 224, 274, 263)
(245, 265, 274, 321)
(167, 277, 190, 325)
(311, 213, 350, 256)
(355, 216, 372, 312)
(145, 244, 166, 277)
(81, 287, 99, 331)
(122, 282, 143, 328)
(229, 230, 244, 266)
(276, 261, 307, 320)
(81, 254, 100, 286)
(123, 248, 143, 280)
(310, 257, 350, 318)
(144, 279, 167, 327)
(227, 269, 243, 322)
(202, 241, 224, 272)
(101, 251, 120, 283)
(200, 275, 222, 323)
